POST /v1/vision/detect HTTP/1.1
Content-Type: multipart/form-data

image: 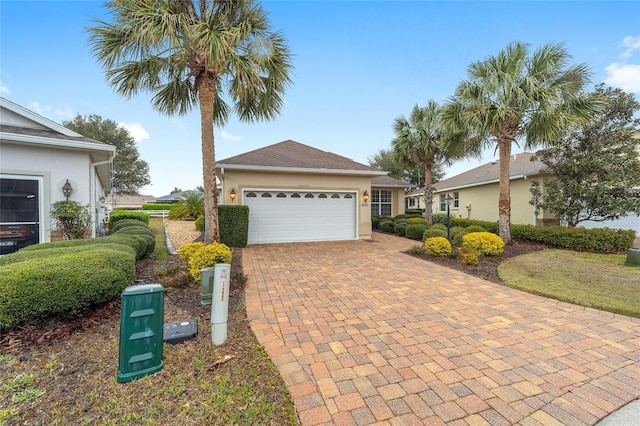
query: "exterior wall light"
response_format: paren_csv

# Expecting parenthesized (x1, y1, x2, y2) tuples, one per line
(362, 190, 369, 202)
(229, 188, 237, 202)
(62, 179, 73, 200)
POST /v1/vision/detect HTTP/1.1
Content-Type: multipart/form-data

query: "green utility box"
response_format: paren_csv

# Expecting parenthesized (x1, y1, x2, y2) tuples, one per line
(117, 284, 164, 383)
(200, 267, 215, 305)
(626, 249, 640, 266)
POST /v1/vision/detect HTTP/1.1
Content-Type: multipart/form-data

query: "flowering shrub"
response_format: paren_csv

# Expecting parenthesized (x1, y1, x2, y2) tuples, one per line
(424, 237, 452, 256)
(462, 232, 505, 256)
(177, 242, 204, 264)
(50, 200, 91, 240)
(186, 242, 232, 282)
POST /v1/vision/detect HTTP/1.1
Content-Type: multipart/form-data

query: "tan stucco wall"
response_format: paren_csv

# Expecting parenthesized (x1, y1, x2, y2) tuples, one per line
(432, 178, 542, 225)
(218, 169, 379, 239)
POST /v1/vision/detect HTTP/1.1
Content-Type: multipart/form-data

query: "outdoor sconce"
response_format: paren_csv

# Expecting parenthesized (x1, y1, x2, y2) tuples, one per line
(99, 195, 106, 207)
(362, 190, 369, 202)
(229, 188, 237, 202)
(62, 179, 73, 200)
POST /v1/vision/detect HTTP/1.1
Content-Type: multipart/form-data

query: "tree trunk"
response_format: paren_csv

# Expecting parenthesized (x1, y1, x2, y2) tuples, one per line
(498, 140, 512, 243)
(197, 75, 220, 244)
(424, 161, 434, 225)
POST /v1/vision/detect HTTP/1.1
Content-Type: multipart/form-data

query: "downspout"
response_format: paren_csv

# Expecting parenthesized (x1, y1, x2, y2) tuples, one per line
(220, 167, 225, 206)
(91, 159, 114, 238)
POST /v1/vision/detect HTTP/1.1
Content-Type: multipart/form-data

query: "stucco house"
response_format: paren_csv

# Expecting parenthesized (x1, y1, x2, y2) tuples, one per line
(216, 140, 406, 244)
(424, 152, 554, 226)
(0, 97, 115, 253)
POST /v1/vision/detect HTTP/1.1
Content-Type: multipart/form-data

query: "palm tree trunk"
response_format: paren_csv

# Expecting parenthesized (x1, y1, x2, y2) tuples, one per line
(424, 161, 434, 225)
(197, 75, 220, 244)
(498, 139, 512, 243)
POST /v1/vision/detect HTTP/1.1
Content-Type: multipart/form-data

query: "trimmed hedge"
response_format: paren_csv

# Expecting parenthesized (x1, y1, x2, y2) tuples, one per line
(423, 228, 447, 240)
(219, 205, 249, 248)
(109, 210, 150, 226)
(0, 243, 136, 267)
(431, 213, 448, 225)
(451, 218, 499, 234)
(424, 237, 452, 256)
(463, 232, 505, 256)
(379, 220, 396, 233)
(393, 214, 423, 221)
(141, 203, 173, 211)
(21, 234, 147, 259)
(0, 248, 135, 330)
(394, 222, 409, 236)
(511, 224, 635, 252)
(110, 219, 150, 233)
(406, 224, 429, 240)
(405, 209, 424, 215)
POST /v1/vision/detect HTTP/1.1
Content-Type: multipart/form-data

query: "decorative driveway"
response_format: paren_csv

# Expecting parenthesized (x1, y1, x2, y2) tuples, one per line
(243, 233, 640, 425)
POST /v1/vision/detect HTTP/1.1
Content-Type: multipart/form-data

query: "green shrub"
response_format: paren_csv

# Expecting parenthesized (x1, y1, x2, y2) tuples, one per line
(430, 223, 447, 232)
(393, 214, 423, 221)
(379, 220, 396, 233)
(20, 235, 147, 259)
(0, 243, 136, 267)
(187, 242, 233, 282)
(463, 232, 505, 256)
(109, 210, 150, 226)
(450, 227, 468, 247)
(110, 219, 150, 233)
(431, 213, 448, 225)
(113, 227, 153, 238)
(511, 224, 635, 252)
(465, 225, 487, 233)
(424, 237, 452, 256)
(406, 224, 429, 240)
(394, 222, 409, 236)
(406, 209, 424, 215)
(0, 248, 135, 330)
(195, 215, 205, 232)
(141, 203, 172, 211)
(371, 216, 381, 229)
(408, 217, 428, 225)
(219, 205, 249, 248)
(422, 228, 447, 240)
(50, 200, 91, 240)
(451, 218, 498, 234)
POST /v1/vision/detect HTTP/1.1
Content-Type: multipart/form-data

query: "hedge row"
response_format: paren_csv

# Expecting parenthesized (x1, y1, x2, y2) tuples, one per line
(511, 224, 635, 252)
(109, 210, 150, 225)
(0, 247, 135, 330)
(194, 205, 249, 248)
(141, 203, 172, 211)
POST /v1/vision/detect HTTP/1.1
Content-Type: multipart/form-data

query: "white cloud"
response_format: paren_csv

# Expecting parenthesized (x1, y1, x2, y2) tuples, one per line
(220, 130, 241, 141)
(622, 35, 640, 59)
(604, 63, 640, 93)
(119, 122, 150, 142)
(0, 82, 9, 94)
(54, 107, 74, 119)
(27, 102, 51, 116)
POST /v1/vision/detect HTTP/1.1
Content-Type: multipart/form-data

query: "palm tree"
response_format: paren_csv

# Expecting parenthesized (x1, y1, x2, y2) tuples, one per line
(392, 101, 464, 224)
(88, 0, 293, 244)
(168, 191, 205, 220)
(442, 41, 599, 243)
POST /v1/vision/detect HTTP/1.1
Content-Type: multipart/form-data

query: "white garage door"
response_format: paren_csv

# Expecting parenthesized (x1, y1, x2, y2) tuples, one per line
(244, 190, 357, 244)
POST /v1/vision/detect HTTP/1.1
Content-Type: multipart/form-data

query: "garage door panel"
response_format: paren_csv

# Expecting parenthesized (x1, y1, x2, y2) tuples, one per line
(245, 190, 356, 244)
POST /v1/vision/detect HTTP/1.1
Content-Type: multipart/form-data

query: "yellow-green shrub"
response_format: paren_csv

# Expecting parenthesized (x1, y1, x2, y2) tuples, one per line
(177, 242, 205, 264)
(187, 242, 233, 282)
(462, 232, 505, 256)
(407, 217, 428, 225)
(424, 237, 452, 257)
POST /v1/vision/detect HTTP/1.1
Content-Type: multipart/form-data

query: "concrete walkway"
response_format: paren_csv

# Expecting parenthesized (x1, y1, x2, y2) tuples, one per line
(243, 233, 640, 425)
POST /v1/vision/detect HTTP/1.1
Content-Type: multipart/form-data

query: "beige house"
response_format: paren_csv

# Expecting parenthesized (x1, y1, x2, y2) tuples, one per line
(216, 140, 405, 244)
(427, 152, 555, 225)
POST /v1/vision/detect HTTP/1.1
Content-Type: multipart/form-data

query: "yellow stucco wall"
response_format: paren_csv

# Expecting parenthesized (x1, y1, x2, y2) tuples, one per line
(431, 178, 543, 225)
(218, 169, 402, 239)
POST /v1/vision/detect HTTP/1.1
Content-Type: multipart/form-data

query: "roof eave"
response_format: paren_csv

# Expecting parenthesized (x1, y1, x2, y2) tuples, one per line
(1, 131, 116, 155)
(434, 173, 547, 192)
(217, 163, 386, 176)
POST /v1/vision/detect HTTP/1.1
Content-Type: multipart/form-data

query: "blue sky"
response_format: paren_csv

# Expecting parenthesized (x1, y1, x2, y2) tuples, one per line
(1, 1, 639, 197)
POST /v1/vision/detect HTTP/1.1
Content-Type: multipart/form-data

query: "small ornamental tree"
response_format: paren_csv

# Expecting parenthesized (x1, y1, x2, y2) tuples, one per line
(531, 84, 640, 227)
(51, 200, 91, 240)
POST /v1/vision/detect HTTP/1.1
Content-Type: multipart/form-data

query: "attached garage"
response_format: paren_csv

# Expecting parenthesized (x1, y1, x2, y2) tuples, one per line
(244, 190, 356, 244)
(216, 140, 407, 244)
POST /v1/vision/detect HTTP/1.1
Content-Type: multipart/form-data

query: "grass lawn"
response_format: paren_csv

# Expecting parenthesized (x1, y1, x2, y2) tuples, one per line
(498, 249, 640, 318)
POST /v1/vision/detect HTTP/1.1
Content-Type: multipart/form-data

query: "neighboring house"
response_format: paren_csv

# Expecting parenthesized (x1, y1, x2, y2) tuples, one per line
(147, 190, 203, 205)
(216, 140, 402, 244)
(405, 187, 427, 212)
(104, 193, 155, 211)
(430, 152, 555, 226)
(0, 97, 115, 253)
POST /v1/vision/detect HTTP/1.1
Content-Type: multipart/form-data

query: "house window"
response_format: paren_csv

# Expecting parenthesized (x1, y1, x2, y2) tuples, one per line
(372, 189, 392, 216)
(440, 192, 460, 211)
(408, 198, 416, 208)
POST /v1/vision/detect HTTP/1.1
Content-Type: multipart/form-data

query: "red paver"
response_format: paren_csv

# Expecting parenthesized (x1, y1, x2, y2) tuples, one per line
(243, 233, 640, 425)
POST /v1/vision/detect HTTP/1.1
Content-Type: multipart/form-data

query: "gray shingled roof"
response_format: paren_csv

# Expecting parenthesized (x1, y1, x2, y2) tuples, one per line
(0, 124, 108, 146)
(217, 140, 381, 172)
(371, 175, 408, 187)
(435, 152, 548, 191)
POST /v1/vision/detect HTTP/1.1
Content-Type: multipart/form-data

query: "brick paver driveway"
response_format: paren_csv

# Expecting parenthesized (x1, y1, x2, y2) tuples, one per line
(243, 233, 640, 425)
